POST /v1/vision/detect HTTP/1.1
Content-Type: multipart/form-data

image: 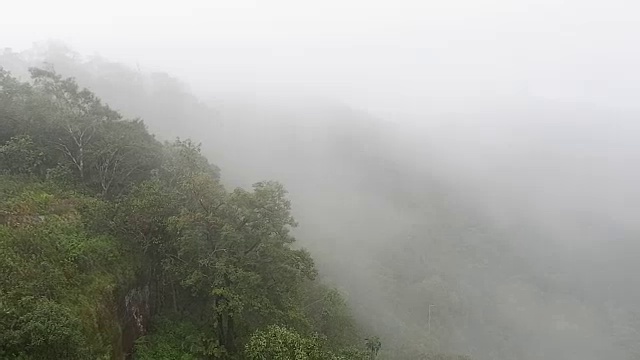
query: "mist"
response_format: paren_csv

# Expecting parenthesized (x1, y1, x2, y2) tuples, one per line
(3, 1, 640, 359)
(4, 0, 640, 113)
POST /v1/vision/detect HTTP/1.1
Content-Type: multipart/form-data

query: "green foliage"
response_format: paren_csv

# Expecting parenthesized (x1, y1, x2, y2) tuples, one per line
(0, 297, 88, 359)
(365, 336, 382, 359)
(245, 325, 373, 360)
(0, 135, 44, 175)
(0, 68, 162, 197)
(298, 283, 361, 350)
(245, 325, 326, 360)
(0, 187, 134, 359)
(87, 119, 163, 197)
(0, 68, 376, 359)
(334, 347, 371, 360)
(0, 68, 35, 144)
(134, 317, 202, 360)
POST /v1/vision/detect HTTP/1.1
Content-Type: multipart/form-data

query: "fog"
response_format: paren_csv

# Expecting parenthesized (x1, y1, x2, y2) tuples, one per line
(3, 1, 640, 359)
(4, 0, 640, 113)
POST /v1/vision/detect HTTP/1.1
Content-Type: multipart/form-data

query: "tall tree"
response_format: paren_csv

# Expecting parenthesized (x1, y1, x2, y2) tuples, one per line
(29, 67, 121, 180)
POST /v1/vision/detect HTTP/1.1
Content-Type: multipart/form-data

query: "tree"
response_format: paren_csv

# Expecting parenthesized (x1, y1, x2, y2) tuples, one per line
(0, 64, 377, 360)
(165, 175, 316, 354)
(0, 68, 33, 143)
(89, 119, 162, 197)
(365, 336, 381, 359)
(245, 325, 325, 360)
(0, 186, 134, 359)
(299, 284, 361, 350)
(0, 135, 44, 175)
(29, 67, 121, 180)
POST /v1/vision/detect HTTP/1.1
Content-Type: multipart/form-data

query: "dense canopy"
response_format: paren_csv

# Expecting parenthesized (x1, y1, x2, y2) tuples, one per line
(0, 68, 379, 359)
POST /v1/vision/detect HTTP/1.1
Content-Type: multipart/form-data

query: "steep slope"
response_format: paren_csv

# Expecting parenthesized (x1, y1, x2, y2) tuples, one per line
(0, 67, 375, 359)
(4, 44, 640, 359)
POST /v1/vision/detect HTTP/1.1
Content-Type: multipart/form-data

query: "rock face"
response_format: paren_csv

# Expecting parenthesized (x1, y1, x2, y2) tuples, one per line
(121, 285, 151, 359)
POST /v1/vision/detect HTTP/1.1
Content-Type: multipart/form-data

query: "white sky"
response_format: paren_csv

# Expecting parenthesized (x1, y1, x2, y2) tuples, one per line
(1, 0, 640, 114)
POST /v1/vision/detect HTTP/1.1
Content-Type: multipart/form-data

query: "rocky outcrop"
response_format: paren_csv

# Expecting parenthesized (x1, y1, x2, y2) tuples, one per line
(121, 285, 151, 359)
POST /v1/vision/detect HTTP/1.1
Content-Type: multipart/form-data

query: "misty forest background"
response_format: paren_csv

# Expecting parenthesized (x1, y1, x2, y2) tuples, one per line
(1, 43, 640, 360)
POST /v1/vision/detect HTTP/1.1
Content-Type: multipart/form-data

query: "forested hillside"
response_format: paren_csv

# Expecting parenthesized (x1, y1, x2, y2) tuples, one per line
(0, 67, 384, 359)
(0, 46, 481, 358)
(4, 43, 640, 360)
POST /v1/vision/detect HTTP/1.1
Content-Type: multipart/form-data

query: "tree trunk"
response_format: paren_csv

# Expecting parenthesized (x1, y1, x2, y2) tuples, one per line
(214, 297, 225, 349)
(171, 280, 178, 313)
(225, 314, 236, 353)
